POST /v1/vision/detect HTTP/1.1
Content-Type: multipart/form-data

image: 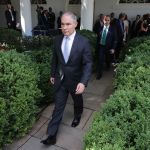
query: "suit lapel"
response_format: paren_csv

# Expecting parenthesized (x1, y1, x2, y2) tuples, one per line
(58, 35, 66, 64)
(67, 33, 79, 64)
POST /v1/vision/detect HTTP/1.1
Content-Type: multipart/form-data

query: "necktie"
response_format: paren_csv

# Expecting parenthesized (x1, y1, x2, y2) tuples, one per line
(63, 37, 70, 63)
(101, 27, 107, 45)
(9, 10, 14, 21)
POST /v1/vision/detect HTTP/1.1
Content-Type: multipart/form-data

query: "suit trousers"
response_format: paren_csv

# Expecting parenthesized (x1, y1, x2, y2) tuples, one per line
(97, 45, 111, 75)
(47, 82, 83, 136)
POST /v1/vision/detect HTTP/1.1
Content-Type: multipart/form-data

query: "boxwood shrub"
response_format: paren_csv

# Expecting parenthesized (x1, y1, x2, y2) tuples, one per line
(0, 50, 42, 147)
(114, 52, 150, 91)
(84, 90, 150, 150)
(25, 47, 53, 105)
(0, 28, 22, 52)
(84, 36, 150, 150)
(77, 29, 97, 71)
(21, 35, 53, 52)
(120, 36, 150, 60)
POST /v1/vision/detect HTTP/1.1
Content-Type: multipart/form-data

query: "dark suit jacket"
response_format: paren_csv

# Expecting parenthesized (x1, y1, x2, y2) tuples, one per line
(98, 25, 117, 51)
(51, 32, 93, 92)
(5, 9, 16, 25)
(115, 19, 124, 42)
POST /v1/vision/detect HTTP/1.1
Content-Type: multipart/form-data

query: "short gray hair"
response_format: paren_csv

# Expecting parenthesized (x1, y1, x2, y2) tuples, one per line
(61, 11, 77, 22)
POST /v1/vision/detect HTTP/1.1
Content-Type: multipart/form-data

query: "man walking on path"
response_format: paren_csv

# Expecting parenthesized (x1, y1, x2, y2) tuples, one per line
(41, 11, 93, 146)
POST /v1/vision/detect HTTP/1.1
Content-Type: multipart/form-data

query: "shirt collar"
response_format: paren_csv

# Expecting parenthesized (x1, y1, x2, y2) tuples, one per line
(65, 31, 76, 40)
(104, 25, 109, 29)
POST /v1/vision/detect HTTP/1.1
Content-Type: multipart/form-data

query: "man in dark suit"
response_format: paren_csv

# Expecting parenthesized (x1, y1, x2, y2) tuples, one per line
(41, 11, 93, 145)
(96, 15, 117, 80)
(5, 3, 16, 29)
(115, 13, 125, 61)
(48, 7, 55, 29)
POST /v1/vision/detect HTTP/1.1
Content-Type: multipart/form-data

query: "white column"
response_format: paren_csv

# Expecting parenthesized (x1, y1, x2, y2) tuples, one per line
(80, 0, 94, 31)
(20, 0, 32, 36)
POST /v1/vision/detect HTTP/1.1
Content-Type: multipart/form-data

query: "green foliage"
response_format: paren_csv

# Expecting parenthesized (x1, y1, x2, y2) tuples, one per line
(84, 36, 150, 150)
(0, 50, 42, 147)
(0, 98, 7, 147)
(77, 29, 97, 71)
(21, 35, 53, 52)
(25, 47, 54, 105)
(0, 28, 22, 52)
(120, 36, 150, 60)
(84, 90, 150, 150)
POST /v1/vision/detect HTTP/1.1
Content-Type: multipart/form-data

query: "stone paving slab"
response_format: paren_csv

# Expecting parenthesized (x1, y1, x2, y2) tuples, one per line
(30, 116, 48, 136)
(3, 135, 31, 150)
(33, 103, 93, 140)
(62, 104, 93, 129)
(83, 93, 105, 111)
(55, 124, 84, 150)
(4, 69, 114, 150)
(83, 111, 96, 131)
(33, 121, 49, 139)
(41, 104, 55, 119)
(18, 137, 65, 150)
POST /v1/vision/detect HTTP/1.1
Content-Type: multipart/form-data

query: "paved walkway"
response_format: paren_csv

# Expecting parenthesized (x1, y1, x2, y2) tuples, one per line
(4, 68, 114, 150)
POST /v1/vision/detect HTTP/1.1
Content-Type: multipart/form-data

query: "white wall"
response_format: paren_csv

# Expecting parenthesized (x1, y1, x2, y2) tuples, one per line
(94, 0, 150, 22)
(31, 0, 66, 28)
(1, 0, 150, 28)
(0, 0, 66, 28)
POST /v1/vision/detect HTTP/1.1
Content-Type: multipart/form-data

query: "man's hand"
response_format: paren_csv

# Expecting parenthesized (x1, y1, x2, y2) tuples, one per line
(50, 77, 55, 84)
(110, 49, 115, 54)
(75, 83, 85, 94)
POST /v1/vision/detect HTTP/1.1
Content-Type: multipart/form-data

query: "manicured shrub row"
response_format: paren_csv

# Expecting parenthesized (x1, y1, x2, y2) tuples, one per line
(84, 37, 150, 150)
(0, 28, 54, 104)
(0, 28, 97, 148)
(77, 29, 97, 72)
(25, 47, 53, 105)
(120, 36, 150, 60)
(0, 50, 42, 147)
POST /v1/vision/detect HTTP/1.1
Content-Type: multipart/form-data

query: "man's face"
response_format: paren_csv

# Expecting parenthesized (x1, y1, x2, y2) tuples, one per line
(7, 4, 11, 9)
(104, 16, 110, 26)
(61, 15, 77, 36)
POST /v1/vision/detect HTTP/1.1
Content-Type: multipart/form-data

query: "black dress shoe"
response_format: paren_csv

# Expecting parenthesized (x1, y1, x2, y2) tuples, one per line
(41, 135, 56, 145)
(71, 117, 81, 127)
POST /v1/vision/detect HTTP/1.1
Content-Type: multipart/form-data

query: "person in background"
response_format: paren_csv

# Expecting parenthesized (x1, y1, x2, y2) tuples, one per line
(115, 13, 125, 62)
(123, 14, 130, 43)
(96, 15, 117, 80)
(139, 14, 149, 37)
(110, 12, 117, 27)
(48, 7, 56, 29)
(93, 13, 104, 35)
(36, 5, 44, 26)
(57, 11, 63, 29)
(131, 14, 141, 38)
(41, 11, 93, 146)
(5, 3, 16, 29)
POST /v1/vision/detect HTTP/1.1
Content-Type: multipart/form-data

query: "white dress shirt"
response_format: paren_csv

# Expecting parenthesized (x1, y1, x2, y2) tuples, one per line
(61, 31, 76, 60)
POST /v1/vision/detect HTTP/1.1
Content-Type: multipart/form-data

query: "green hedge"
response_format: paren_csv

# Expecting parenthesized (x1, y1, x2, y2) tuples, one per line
(0, 50, 42, 147)
(84, 36, 150, 150)
(120, 36, 150, 60)
(0, 28, 22, 52)
(78, 29, 97, 71)
(84, 90, 150, 150)
(25, 47, 53, 105)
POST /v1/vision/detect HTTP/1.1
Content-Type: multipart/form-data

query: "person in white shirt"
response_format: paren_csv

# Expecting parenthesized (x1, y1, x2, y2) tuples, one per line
(5, 3, 16, 29)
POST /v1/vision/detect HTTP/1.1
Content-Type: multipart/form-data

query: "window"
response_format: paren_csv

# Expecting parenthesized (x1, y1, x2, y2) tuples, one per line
(69, 0, 81, 5)
(0, 0, 11, 4)
(31, 0, 47, 4)
(119, 0, 150, 3)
